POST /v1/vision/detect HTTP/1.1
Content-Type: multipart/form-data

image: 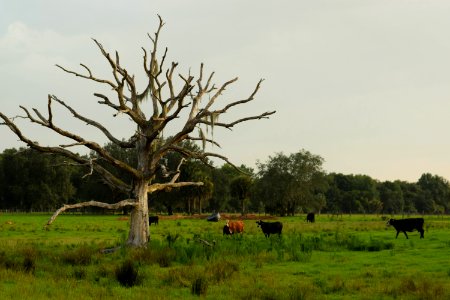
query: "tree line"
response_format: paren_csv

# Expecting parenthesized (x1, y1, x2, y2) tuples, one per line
(1, 145, 449, 215)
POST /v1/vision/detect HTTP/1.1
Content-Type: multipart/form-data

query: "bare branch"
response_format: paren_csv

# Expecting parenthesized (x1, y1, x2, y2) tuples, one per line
(82, 158, 97, 178)
(186, 135, 221, 148)
(199, 111, 276, 129)
(56, 63, 117, 89)
(47, 95, 53, 125)
(59, 142, 88, 148)
(0, 112, 132, 192)
(213, 79, 264, 114)
(166, 157, 185, 183)
(46, 199, 137, 226)
(51, 95, 135, 148)
(203, 77, 238, 112)
(148, 181, 204, 193)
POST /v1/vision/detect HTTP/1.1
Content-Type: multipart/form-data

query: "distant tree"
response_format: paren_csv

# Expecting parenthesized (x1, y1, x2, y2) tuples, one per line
(417, 173, 450, 213)
(230, 175, 253, 215)
(396, 181, 420, 214)
(367, 198, 383, 215)
(0, 148, 75, 211)
(325, 173, 378, 214)
(209, 166, 232, 212)
(254, 150, 326, 216)
(207, 164, 252, 212)
(0, 16, 275, 247)
(378, 181, 404, 214)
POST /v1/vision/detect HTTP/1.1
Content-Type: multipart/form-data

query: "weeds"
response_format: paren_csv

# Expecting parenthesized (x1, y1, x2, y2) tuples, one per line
(62, 244, 95, 265)
(205, 259, 239, 283)
(387, 276, 446, 300)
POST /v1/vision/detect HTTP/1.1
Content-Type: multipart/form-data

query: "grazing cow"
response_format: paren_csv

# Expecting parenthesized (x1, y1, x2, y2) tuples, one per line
(306, 213, 315, 223)
(387, 218, 424, 239)
(256, 220, 283, 238)
(149, 216, 159, 226)
(223, 220, 244, 235)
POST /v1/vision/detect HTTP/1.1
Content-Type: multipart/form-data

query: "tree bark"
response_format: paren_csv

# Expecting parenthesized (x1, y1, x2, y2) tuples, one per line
(127, 179, 149, 246)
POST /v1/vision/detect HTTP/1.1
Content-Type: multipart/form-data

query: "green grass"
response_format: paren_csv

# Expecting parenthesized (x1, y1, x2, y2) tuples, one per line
(0, 213, 449, 299)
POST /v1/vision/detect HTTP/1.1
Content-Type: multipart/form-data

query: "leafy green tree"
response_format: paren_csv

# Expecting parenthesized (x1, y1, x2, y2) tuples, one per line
(208, 164, 252, 213)
(417, 173, 450, 213)
(325, 173, 379, 214)
(230, 175, 253, 215)
(378, 181, 404, 214)
(254, 149, 326, 216)
(396, 181, 420, 214)
(0, 148, 75, 211)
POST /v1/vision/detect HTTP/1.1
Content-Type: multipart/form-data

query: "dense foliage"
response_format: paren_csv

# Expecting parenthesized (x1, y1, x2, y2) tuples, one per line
(1, 146, 450, 215)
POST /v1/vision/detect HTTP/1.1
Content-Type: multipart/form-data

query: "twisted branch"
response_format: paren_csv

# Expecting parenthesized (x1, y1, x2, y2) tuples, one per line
(46, 199, 138, 226)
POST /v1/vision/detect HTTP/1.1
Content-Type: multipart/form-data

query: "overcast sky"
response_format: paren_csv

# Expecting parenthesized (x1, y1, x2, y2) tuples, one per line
(1, 0, 450, 182)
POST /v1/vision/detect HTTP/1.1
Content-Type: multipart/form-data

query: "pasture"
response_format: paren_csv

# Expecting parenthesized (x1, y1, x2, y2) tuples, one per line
(0, 213, 450, 299)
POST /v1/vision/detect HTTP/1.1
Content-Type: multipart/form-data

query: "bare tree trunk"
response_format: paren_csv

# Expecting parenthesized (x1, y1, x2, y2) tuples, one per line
(127, 180, 149, 246)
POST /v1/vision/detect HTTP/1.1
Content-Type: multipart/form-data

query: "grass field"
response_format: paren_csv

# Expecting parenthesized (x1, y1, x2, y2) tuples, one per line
(0, 213, 449, 299)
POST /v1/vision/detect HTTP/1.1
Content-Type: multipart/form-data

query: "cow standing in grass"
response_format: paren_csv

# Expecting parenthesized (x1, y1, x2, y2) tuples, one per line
(256, 220, 283, 238)
(306, 213, 315, 223)
(223, 220, 244, 236)
(149, 216, 159, 226)
(387, 218, 425, 239)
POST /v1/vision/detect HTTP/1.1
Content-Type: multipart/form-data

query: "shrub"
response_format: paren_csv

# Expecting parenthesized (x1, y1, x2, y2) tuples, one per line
(191, 276, 208, 296)
(115, 260, 140, 287)
(22, 247, 37, 274)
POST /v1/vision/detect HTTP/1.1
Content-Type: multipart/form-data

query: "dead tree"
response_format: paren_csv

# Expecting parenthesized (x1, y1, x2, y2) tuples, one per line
(0, 16, 275, 247)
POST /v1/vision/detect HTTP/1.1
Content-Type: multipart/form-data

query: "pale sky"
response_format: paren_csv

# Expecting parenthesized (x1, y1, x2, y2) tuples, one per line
(2, 0, 450, 182)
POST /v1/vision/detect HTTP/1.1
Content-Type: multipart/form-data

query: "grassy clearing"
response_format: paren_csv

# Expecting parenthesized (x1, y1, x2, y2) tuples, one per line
(0, 213, 449, 299)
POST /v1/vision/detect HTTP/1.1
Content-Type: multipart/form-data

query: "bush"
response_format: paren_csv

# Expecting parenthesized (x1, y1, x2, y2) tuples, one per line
(22, 247, 38, 274)
(191, 276, 208, 296)
(115, 260, 140, 287)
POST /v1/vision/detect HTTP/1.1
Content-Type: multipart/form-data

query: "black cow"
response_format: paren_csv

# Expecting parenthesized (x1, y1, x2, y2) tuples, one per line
(256, 220, 283, 238)
(306, 213, 315, 223)
(387, 218, 424, 239)
(149, 216, 159, 226)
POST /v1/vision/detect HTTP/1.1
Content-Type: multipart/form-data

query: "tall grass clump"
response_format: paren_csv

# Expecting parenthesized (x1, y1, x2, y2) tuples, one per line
(386, 276, 446, 300)
(0, 245, 38, 274)
(62, 244, 96, 265)
(288, 282, 318, 300)
(130, 242, 176, 267)
(191, 275, 208, 296)
(204, 259, 239, 283)
(21, 247, 37, 274)
(345, 235, 394, 252)
(115, 259, 141, 287)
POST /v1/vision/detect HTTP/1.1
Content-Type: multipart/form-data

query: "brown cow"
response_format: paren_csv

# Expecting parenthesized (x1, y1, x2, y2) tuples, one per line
(223, 220, 244, 235)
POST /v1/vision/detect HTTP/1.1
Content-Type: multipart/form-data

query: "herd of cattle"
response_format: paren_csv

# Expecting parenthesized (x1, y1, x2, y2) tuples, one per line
(149, 214, 426, 239)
